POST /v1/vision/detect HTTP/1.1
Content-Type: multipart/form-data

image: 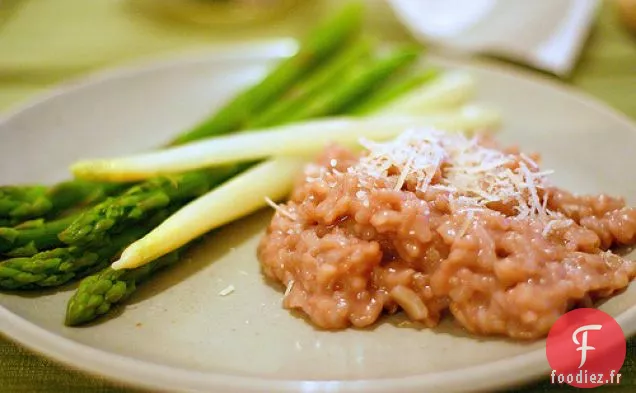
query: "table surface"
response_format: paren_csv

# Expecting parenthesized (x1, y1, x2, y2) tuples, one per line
(1, 0, 636, 392)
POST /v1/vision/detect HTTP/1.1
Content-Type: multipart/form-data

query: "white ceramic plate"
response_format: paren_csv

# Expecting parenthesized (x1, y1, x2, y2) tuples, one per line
(1, 43, 636, 393)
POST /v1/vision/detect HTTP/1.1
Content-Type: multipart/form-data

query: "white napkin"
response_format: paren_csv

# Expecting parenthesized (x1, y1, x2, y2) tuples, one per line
(387, 0, 600, 76)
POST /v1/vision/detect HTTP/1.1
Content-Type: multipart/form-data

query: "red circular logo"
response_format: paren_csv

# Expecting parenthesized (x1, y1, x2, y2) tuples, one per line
(546, 308, 626, 388)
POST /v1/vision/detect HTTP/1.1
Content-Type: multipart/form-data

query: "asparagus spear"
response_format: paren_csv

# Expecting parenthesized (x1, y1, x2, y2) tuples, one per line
(0, 181, 129, 226)
(58, 166, 242, 247)
(0, 226, 147, 290)
(0, 161, 237, 257)
(0, 207, 178, 290)
(47, 180, 128, 214)
(246, 38, 373, 129)
(112, 158, 305, 270)
(376, 71, 476, 116)
(349, 69, 440, 115)
(280, 46, 421, 123)
(72, 111, 501, 182)
(65, 250, 181, 326)
(168, 2, 364, 146)
(0, 186, 51, 224)
(72, 46, 429, 182)
(0, 215, 79, 257)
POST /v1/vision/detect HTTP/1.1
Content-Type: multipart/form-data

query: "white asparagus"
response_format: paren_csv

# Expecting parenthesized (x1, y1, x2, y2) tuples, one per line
(111, 157, 305, 270)
(377, 71, 475, 115)
(72, 106, 501, 182)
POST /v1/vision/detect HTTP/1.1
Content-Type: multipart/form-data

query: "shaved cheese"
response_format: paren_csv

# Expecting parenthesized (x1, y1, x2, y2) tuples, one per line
(393, 153, 415, 191)
(351, 128, 558, 222)
(265, 196, 297, 221)
(353, 129, 448, 193)
(456, 210, 475, 239)
(284, 280, 295, 297)
(542, 218, 574, 237)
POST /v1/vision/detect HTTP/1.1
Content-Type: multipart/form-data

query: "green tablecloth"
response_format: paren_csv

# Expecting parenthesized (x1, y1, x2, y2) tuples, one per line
(1, 1, 635, 392)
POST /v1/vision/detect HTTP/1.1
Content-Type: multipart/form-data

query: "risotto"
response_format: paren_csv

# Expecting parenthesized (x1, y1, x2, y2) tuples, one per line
(257, 129, 636, 339)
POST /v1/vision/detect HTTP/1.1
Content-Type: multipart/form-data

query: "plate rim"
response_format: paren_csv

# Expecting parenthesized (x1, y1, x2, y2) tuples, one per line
(1, 42, 636, 393)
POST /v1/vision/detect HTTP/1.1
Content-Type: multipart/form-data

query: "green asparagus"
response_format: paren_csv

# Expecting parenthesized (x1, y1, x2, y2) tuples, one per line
(0, 206, 179, 290)
(47, 180, 129, 213)
(42, 170, 235, 259)
(0, 186, 50, 224)
(281, 46, 421, 123)
(168, 2, 364, 146)
(65, 250, 181, 326)
(0, 226, 147, 290)
(0, 214, 78, 257)
(349, 68, 440, 115)
(58, 166, 242, 247)
(0, 181, 128, 226)
(246, 38, 373, 129)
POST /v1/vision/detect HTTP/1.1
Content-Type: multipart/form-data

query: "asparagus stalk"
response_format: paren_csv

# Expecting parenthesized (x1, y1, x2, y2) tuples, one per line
(0, 207, 178, 290)
(0, 186, 50, 223)
(168, 2, 364, 146)
(281, 46, 421, 123)
(349, 69, 440, 115)
(0, 139, 239, 257)
(112, 158, 305, 270)
(71, 108, 501, 181)
(0, 226, 147, 290)
(0, 181, 129, 226)
(246, 38, 373, 129)
(65, 250, 181, 326)
(47, 181, 129, 214)
(58, 166, 242, 247)
(376, 71, 476, 116)
(0, 215, 79, 257)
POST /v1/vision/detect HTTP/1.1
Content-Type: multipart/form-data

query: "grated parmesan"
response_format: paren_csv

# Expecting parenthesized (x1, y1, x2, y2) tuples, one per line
(350, 128, 567, 232)
(284, 280, 295, 297)
(264, 196, 297, 221)
(456, 209, 475, 239)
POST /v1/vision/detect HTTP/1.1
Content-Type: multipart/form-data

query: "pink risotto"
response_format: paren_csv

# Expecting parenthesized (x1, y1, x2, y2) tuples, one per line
(257, 129, 636, 339)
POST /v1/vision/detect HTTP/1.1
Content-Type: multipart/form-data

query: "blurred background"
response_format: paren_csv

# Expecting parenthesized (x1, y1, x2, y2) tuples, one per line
(0, 0, 635, 392)
(0, 0, 633, 114)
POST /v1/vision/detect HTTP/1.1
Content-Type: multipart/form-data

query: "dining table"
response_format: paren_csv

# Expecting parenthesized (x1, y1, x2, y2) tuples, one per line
(1, 0, 635, 392)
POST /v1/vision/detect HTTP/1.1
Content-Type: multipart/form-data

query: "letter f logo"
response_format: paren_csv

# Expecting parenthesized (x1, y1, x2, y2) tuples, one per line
(572, 324, 602, 368)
